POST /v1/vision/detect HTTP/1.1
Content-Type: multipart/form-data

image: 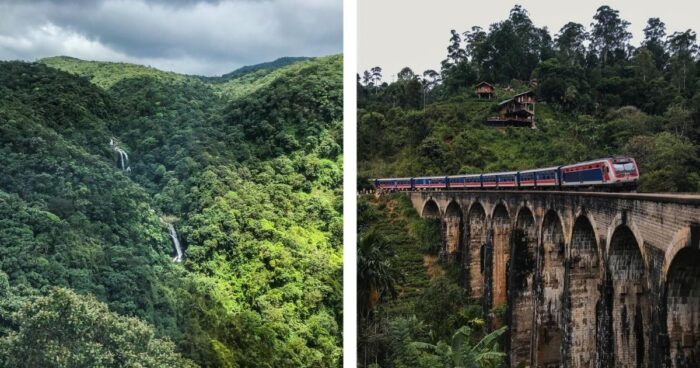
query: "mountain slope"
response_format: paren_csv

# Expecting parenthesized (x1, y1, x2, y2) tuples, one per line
(200, 56, 310, 82)
(40, 56, 192, 89)
(0, 54, 342, 367)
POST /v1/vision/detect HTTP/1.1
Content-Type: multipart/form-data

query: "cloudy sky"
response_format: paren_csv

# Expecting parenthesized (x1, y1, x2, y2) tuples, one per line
(359, 0, 700, 79)
(0, 0, 342, 76)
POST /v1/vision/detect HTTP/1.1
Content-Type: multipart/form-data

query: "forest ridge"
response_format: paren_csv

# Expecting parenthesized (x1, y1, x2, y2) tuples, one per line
(358, 5, 700, 193)
(0, 54, 342, 367)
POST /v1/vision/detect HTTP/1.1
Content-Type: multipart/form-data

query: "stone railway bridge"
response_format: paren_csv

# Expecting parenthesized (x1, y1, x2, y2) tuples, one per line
(405, 190, 700, 368)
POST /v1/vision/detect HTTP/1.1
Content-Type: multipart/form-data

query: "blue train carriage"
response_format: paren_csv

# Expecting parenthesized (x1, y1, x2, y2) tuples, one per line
(447, 174, 482, 189)
(518, 166, 560, 189)
(414, 175, 448, 190)
(376, 177, 412, 192)
(482, 171, 518, 189)
(560, 157, 639, 190)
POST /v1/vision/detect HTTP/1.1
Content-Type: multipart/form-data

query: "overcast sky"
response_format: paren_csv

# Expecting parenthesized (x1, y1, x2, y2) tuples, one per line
(0, 0, 342, 76)
(359, 0, 700, 80)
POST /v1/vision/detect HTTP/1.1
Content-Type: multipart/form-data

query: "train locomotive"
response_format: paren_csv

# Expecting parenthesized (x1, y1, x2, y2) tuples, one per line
(374, 157, 639, 192)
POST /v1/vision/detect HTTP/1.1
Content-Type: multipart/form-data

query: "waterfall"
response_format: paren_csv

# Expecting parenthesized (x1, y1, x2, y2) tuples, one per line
(115, 147, 129, 171)
(167, 223, 183, 262)
(110, 138, 130, 171)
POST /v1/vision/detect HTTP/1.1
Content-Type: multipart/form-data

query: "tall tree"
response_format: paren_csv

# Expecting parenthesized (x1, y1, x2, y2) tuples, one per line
(442, 29, 467, 70)
(590, 6, 632, 65)
(441, 29, 477, 93)
(474, 5, 552, 82)
(422, 69, 440, 108)
(463, 26, 487, 61)
(357, 230, 400, 320)
(362, 70, 372, 86)
(556, 22, 589, 66)
(370, 66, 383, 93)
(666, 30, 698, 93)
(643, 17, 668, 68)
(666, 30, 698, 55)
(632, 47, 658, 82)
(422, 69, 440, 89)
(397, 66, 416, 81)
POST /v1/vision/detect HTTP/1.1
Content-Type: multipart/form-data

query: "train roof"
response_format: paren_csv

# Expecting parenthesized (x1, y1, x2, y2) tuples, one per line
(482, 171, 518, 176)
(560, 157, 636, 169)
(377, 177, 411, 181)
(519, 166, 560, 173)
(560, 158, 609, 167)
(447, 173, 482, 178)
(414, 175, 447, 179)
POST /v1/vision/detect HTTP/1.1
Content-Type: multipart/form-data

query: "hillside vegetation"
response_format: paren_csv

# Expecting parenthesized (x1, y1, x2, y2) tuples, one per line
(357, 194, 505, 368)
(358, 5, 700, 193)
(0, 54, 342, 367)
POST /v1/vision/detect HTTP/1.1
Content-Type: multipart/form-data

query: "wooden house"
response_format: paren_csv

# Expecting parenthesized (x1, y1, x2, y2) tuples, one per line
(475, 81, 495, 99)
(486, 90, 536, 128)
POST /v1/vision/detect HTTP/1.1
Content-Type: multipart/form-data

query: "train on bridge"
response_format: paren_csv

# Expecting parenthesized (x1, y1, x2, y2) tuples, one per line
(374, 156, 639, 192)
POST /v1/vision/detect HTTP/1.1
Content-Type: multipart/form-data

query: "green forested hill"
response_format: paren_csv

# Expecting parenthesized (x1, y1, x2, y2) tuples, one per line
(0, 54, 342, 367)
(358, 5, 700, 193)
(201, 56, 311, 83)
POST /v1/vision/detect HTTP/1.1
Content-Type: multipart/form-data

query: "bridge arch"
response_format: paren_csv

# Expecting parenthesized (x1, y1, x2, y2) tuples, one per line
(514, 205, 537, 242)
(444, 200, 463, 261)
(421, 198, 440, 219)
(664, 227, 700, 368)
(572, 208, 602, 253)
(567, 214, 601, 367)
(492, 203, 511, 310)
(662, 227, 697, 281)
(509, 205, 538, 366)
(605, 214, 646, 266)
(607, 224, 650, 368)
(491, 200, 511, 222)
(536, 210, 566, 368)
(465, 201, 487, 298)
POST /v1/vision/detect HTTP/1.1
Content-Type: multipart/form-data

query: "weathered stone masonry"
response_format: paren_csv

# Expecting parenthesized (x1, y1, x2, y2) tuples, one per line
(411, 190, 700, 368)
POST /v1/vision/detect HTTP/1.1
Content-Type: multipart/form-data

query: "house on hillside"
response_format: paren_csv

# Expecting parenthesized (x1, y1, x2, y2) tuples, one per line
(475, 81, 495, 99)
(485, 90, 536, 128)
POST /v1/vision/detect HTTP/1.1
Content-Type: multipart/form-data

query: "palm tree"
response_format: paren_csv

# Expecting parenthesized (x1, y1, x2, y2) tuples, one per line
(357, 229, 401, 320)
(412, 325, 507, 368)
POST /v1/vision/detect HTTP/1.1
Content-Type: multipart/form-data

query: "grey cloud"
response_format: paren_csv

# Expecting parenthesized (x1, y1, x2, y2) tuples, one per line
(0, 0, 341, 75)
(2, 0, 236, 8)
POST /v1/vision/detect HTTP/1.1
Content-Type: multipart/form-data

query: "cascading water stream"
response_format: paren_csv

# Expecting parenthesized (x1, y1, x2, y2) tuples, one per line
(115, 147, 129, 170)
(110, 138, 131, 171)
(167, 223, 183, 262)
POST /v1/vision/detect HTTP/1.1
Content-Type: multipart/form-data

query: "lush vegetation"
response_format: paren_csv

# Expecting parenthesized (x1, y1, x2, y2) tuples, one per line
(0, 54, 342, 367)
(358, 5, 700, 192)
(357, 194, 506, 368)
(198, 57, 310, 83)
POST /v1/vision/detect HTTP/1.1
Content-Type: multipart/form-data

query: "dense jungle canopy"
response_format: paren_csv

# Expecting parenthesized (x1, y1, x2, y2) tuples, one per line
(0, 54, 343, 367)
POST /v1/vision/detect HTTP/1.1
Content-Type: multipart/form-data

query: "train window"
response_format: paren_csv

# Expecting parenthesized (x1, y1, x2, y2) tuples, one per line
(614, 163, 635, 173)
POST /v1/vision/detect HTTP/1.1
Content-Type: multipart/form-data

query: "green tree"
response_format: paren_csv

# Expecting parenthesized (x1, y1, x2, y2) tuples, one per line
(0, 288, 196, 368)
(357, 230, 401, 319)
(642, 17, 668, 69)
(555, 22, 589, 66)
(624, 132, 699, 192)
(666, 30, 698, 94)
(632, 48, 659, 82)
(590, 6, 632, 65)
